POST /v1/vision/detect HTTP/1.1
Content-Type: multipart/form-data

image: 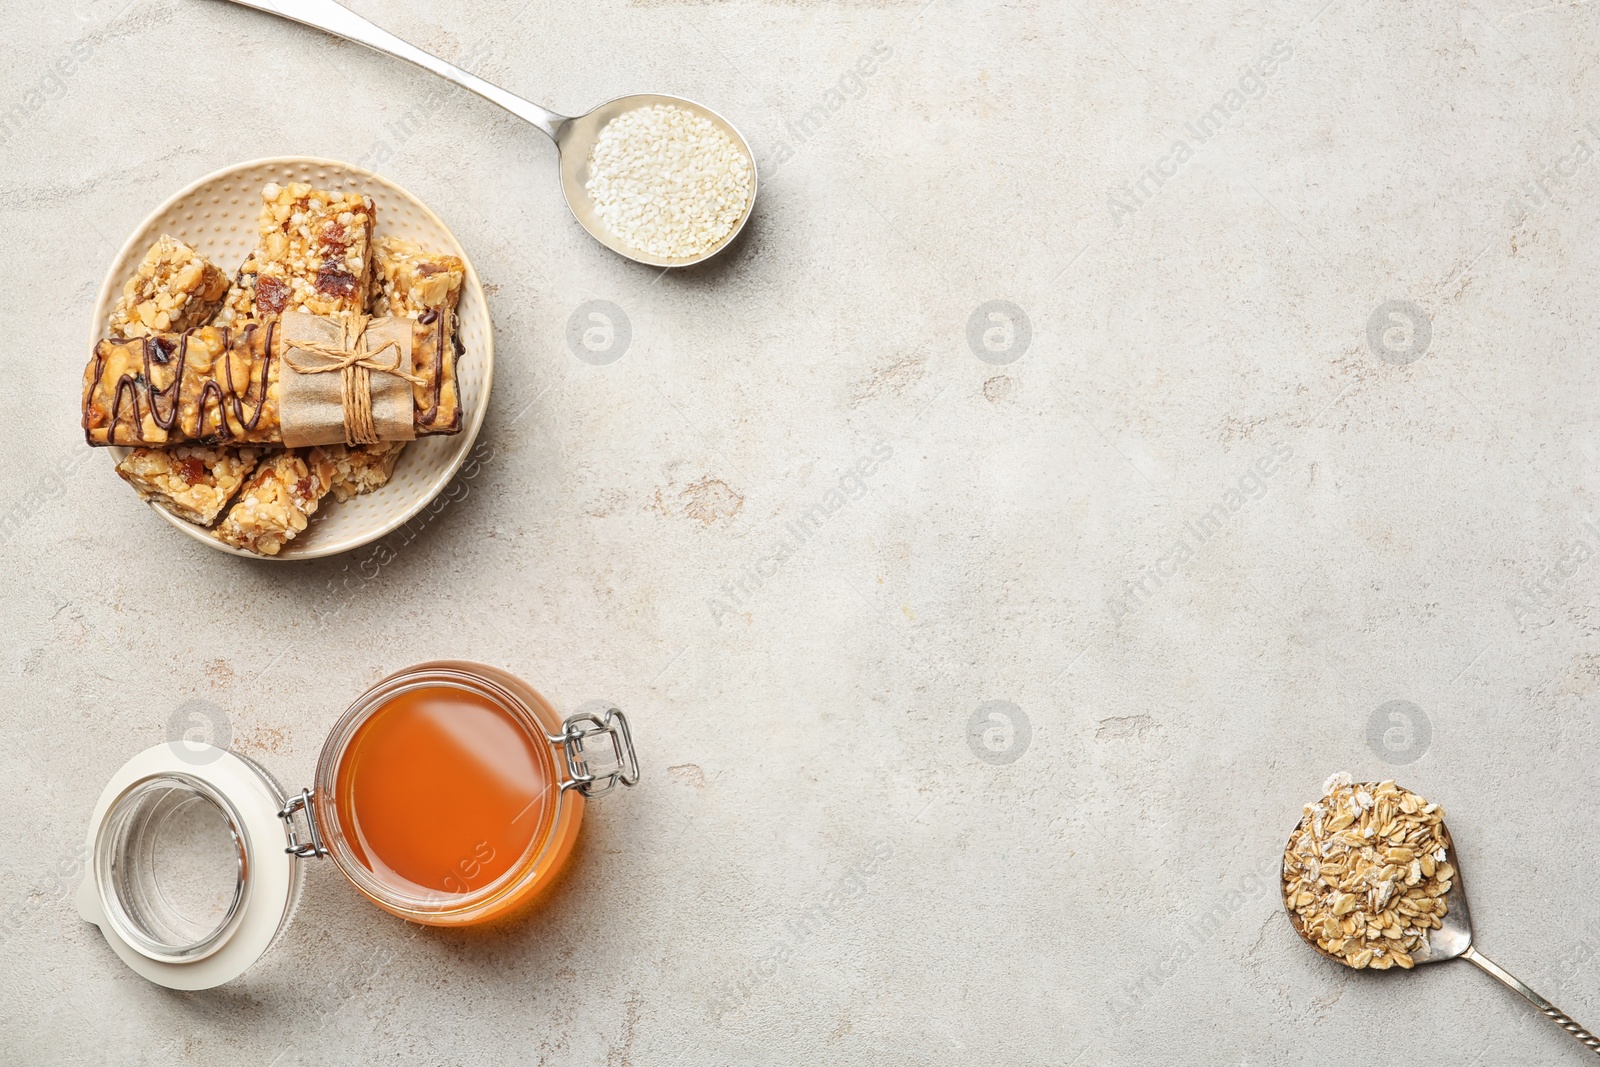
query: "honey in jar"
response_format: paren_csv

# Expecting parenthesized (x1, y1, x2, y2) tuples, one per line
(334, 681, 559, 902)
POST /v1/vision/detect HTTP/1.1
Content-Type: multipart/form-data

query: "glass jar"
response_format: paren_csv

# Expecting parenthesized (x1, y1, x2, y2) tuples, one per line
(77, 661, 637, 989)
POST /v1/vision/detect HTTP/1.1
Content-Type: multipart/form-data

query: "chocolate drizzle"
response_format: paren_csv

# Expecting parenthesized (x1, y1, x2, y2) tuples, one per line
(88, 323, 272, 445)
(224, 321, 273, 432)
(106, 372, 144, 445)
(416, 310, 446, 428)
(193, 379, 228, 442)
(147, 333, 188, 430)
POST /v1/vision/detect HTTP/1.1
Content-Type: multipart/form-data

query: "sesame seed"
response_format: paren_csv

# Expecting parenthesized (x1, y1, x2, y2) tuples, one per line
(585, 103, 752, 261)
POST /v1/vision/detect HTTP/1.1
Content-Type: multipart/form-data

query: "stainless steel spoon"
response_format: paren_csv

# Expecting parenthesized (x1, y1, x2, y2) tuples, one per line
(217, 0, 757, 268)
(1284, 784, 1600, 1058)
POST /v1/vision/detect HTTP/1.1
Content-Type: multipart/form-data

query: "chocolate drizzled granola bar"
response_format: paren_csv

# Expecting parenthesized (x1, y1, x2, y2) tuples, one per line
(82, 320, 457, 447)
(372, 235, 465, 436)
(105, 239, 260, 523)
(316, 237, 469, 501)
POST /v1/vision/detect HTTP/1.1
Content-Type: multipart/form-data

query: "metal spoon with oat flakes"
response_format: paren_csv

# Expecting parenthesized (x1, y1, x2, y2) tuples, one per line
(1283, 773, 1600, 1058)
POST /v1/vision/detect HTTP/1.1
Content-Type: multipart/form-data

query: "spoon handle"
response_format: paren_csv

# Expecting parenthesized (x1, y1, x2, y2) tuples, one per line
(1464, 946, 1600, 1056)
(214, 0, 566, 140)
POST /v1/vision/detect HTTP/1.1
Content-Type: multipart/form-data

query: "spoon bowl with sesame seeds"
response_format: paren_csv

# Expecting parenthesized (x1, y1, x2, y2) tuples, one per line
(219, 0, 757, 268)
(1283, 774, 1600, 1057)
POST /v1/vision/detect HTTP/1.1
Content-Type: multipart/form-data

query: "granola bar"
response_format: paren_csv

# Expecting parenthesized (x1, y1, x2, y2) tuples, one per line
(107, 236, 230, 338)
(371, 236, 464, 318)
(319, 442, 404, 502)
(84, 324, 277, 446)
(252, 182, 375, 320)
(119, 255, 271, 528)
(372, 236, 465, 435)
(107, 244, 254, 527)
(82, 321, 459, 447)
(414, 308, 464, 435)
(116, 446, 261, 525)
(204, 189, 378, 518)
(214, 449, 335, 555)
(85, 324, 276, 446)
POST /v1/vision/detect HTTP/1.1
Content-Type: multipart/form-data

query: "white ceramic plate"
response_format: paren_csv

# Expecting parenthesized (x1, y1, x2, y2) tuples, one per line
(88, 157, 494, 560)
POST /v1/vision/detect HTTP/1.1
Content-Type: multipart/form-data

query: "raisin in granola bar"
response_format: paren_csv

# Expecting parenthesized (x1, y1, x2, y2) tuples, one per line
(213, 449, 335, 555)
(107, 236, 230, 338)
(115, 446, 261, 525)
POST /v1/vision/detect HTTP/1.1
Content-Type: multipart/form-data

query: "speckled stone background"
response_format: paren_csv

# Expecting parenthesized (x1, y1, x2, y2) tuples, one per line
(3, 0, 1599, 1063)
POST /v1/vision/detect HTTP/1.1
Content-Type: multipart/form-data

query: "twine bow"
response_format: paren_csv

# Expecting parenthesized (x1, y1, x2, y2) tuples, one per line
(284, 313, 424, 445)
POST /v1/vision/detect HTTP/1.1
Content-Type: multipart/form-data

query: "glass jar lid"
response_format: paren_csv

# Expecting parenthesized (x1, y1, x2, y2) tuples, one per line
(77, 744, 302, 990)
(95, 773, 248, 963)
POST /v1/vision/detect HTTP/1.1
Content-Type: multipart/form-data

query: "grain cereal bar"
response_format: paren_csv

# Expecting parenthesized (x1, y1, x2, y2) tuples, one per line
(318, 442, 404, 502)
(321, 237, 469, 501)
(108, 240, 250, 522)
(115, 446, 262, 525)
(82, 322, 459, 447)
(213, 449, 335, 555)
(371, 235, 465, 436)
(252, 182, 375, 320)
(107, 236, 230, 339)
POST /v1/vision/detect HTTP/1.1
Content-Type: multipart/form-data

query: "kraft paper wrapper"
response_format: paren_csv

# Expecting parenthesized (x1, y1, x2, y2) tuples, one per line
(278, 312, 417, 448)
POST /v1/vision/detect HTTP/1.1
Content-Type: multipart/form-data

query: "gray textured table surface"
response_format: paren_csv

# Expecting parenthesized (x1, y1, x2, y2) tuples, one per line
(4, 0, 1599, 1063)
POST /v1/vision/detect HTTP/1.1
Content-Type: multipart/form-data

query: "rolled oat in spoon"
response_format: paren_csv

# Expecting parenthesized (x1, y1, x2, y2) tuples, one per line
(1282, 773, 1600, 1056)
(1282, 773, 1451, 971)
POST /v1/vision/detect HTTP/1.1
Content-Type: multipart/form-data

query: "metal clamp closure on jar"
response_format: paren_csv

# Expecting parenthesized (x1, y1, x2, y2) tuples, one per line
(278, 789, 328, 858)
(553, 706, 639, 798)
